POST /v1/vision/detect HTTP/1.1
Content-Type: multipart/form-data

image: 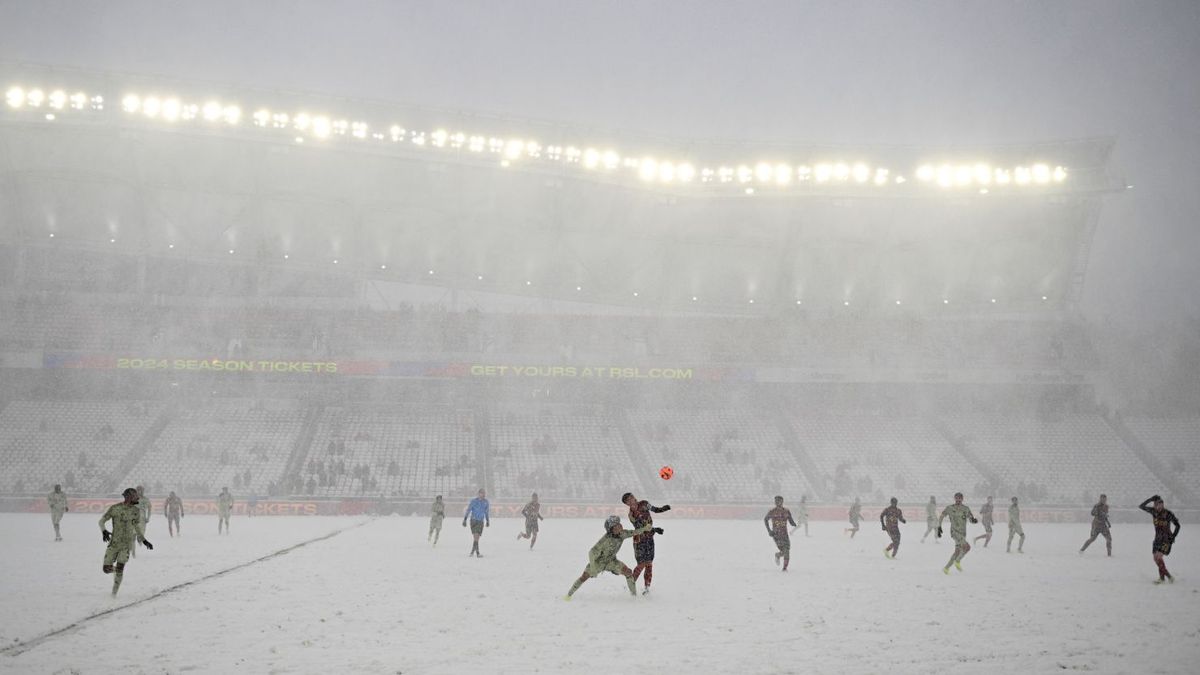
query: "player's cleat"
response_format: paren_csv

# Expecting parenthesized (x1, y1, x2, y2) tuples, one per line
(943, 566, 950, 575)
(883, 548, 891, 559)
(642, 588, 651, 595)
(954, 561, 963, 571)
(564, 594, 573, 601)
(774, 552, 781, 566)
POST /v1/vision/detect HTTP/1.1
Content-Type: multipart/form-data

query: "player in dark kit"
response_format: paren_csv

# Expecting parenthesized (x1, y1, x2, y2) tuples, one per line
(1080, 494, 1112, 556)
(764, 495, 797, 571)
(880, 497, 907, 558)
(622, 492, 669, 594)
(517, 492, 545, 549)
(1138, 495, 1181, 584)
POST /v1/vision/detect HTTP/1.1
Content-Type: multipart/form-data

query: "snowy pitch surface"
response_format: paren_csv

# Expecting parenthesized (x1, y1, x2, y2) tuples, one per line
(1, 514, 1197, 674)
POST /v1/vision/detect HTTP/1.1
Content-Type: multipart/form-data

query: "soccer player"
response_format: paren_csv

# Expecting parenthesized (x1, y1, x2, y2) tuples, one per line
(937, 492, 978, 574)
(1007, 497, 1025, 553)
(165, 491, 184, 537)
(517, 492, 545, 550)
(1079, 494, 1111, 556)
(217, 487, 234, 535)
(1139, 495, 1181, 584)
(765, 495, 797, 571)
(564, 516, 653, 600)
(973, 496, 995, 547)
(789, 495, 810, 537)
(844, 497, 863, 538)
(99, 488, 153, 596)
(428, 495, 445, 546)
(623, 492, 671, 593)
(921, 496, 938, 543)
(462, 488, 490, 557)
(880, 497, 907, 558)
(48, 484, 68, 541)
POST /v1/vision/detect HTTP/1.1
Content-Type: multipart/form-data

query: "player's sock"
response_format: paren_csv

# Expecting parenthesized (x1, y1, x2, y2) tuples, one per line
(774, 552, 781, 566)
(643, 564, 652, 588)
(626, 576, 637, 596)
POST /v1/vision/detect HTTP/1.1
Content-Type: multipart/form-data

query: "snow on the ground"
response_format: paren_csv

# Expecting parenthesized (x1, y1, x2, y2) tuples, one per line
(1, 513, 1197, 674)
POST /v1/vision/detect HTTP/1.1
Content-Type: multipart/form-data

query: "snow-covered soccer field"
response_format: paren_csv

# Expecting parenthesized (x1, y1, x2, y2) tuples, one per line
(1, 513, 1197, 674)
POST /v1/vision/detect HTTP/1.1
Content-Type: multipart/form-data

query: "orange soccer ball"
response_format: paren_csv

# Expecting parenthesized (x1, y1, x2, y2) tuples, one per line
(659, 466, 674, 480)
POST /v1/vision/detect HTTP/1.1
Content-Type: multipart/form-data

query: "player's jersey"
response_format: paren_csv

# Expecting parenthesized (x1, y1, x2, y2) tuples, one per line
(218, 492, 234, 514)
(979, 502, 994, 526)
(138, 497, 152, 523)
(522, 501, 541, 523)
(629, 500, 665, 543)
(926, 502, 937, 522)
(1141, 504, 1180, 543)
(588, 526, 649, 566)
(465, 497, 489, 521)
(99, 503, 145, 545)
(796, 503, 809, 522)
(165, 496, 183, 517)
(765, 506, 795, 536)
(1008, 503, 1020, 525)
(849, 503, 862, 523)
(48, 491, 68, 513)
(1090, 503, 1109, 526)
(880, 505, 905, 530)
(430, 501, 445, 520)
(940, 503, 976, 538)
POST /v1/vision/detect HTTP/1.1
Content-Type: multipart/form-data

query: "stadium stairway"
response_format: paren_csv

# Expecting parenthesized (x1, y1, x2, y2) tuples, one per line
(1104, 413, 1196, 506)
(104, 403, 178, 495)
(926, 415, 1003, 491)
(612, 408, 657, 497)
(770, 408, 827, 502)
(281, 404, 323, 488)
(475, 404, 492, 495)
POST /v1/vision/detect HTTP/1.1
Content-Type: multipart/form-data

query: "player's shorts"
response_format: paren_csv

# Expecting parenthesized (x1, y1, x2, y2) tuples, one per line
(167, 513, 181, 523)
(51, 510, 65, 525)
(886, 527, 901, 544)
(586, 559, 629, 578)
(772, 533, 791, 555)
(634, 537, 656, 563)
(1091, 522, 1110, 538)
(1009, 522, 1023, 535)
(982, 521, 993, 534)
(849, 518, 861, 527)
(104, 541, 131, 566)
(218, 510, 231, 519)
(429, 516, 443, 529)
(524, 518, 539, 534)
(951, 533, 968, 547)
(470, 519, 485, 535)
(1153, 537, 1172, 556)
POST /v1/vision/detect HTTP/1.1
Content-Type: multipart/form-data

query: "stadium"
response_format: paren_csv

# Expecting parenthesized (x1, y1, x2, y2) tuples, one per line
(1, 9, 1198, 671)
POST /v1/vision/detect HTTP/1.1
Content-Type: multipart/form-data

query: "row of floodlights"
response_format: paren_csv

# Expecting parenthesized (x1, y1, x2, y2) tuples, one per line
(7, 85, 1068, 189)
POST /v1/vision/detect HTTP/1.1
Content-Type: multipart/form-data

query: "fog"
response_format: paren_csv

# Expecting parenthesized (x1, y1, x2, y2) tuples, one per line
(0, 2, 1197, 673)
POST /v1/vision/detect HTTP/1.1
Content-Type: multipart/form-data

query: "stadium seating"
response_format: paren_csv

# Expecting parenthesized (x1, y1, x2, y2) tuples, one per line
(789, 413, 981, 504)
(303, 406, 476, 498)
(489, 406, 638, 502)
(628, 409, 813, 503)
(941, 414, 1164, 506)
(127, 399, 301, 498)
(0, 400, 161, 493)
(1122, 416, 1200, 498)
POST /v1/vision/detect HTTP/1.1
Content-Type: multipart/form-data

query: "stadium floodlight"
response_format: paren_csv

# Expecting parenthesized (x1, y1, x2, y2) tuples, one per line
(429, 269, 435, 275)
(283, 254, 289, 260)
(814, 164, 833, 183)
(181, 104, 199, 121)
(109, 238, 116, 244)
(380, 264, 386, 270)
(44, 113, 56, 121)
(954, 165, 972, 186)
(564, 146, 582, 162)
(525, 141, 542, 158)
(468, 135, 485, 152)
(775, 163, 794, 184)
(168, 243, 174, 249)
(201, 101, 221, 121)
(90, 95, 104, 111)
(504, 139, 525, 158)
(6, 86, 24, 108)
(252, 109, 270, 127)
(692, 296, 698, 302)
(332, 119, 349, 136)
(678, 163, 696, 183)
(795, 299, 802, 305)
(737, 165, 753, 183)
(603, 150, 620, 170)
(332, 259, 338, 264)
(450, 132, 466, 149)
(833, 163, 850, 181)
(161, 98, 181, 121)
(351, 121, 368, 139)
(639, 158, 658, 181)
(852, 163, 870, 183)
(229, 249, 235, 254)
(525, 280, 532, 286)
(990, 298, 997, 303)
(979, 188, 989, 195)
(1014, 166, 1031, 184)
(873, 168, 889, 185)
(142, 96, 161, 118)
(576, 286, 583, 291)
(478, 275, 484, 281)
(1053, 166, 1068, 182)
(69, 92, 87, 110)
(222, 106, 241, 125)
(633, 291, 639, 297)
(916, 165, 935, 182)
(700, 167, 715, 183)
(744, 187, 755, 195)
(718, 166, 734, 183)
(583, 148, 600, 169)
(755, 163, 773, 183)
(994, 168, 1012, 185)
(974, 164, 991, 185)
(943, 298, 949, 304)
(1041, 295, 1048, 301)
(431, 129, 448, 147)
(936, 165, 954, 187)
(273, 113, 290, 129)
(843, 300, 850, 306)
(748, 299, 755, 304)
(797, 165, 812, 182)
(1032, 163, 1051, 184)
(49, 233, 55, 238)
(658, 161, 676, 182)
(894, 175, 906, 184)
(48, 90, 66, 110)
(120, 94, 139, 113)
(26, 89, 44, 107)
(312, 116, 331, 138)
(895, 300, 902, 305)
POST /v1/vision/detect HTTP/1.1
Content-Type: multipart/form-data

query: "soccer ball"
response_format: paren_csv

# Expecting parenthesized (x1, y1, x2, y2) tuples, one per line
(659, 466, 674, 480)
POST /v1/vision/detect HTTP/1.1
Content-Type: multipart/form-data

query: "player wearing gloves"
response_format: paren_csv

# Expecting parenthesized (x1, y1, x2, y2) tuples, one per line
(1079, 494, 1112, 556)
(764, 495, 797, 571)
(99, 487, 153, 597)
(880, 497, 907, 558)
(937, 492, 977, 574)
(623, 492, 670, 593)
